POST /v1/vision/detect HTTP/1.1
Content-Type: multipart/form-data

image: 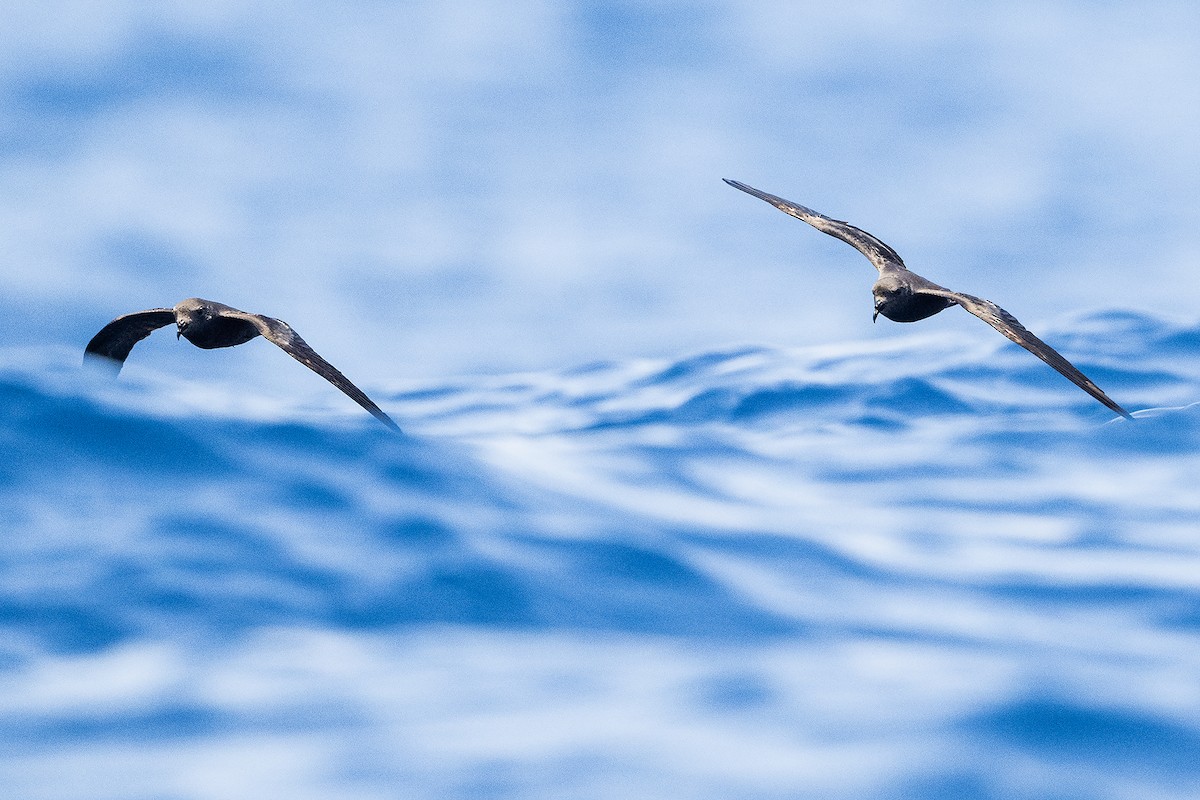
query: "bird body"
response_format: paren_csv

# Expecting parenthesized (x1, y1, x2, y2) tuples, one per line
(871, 270, 955, 322)
(724, 179, 1132, 419)
(174, 299, 261, 349)
(86, 298, 400, 432)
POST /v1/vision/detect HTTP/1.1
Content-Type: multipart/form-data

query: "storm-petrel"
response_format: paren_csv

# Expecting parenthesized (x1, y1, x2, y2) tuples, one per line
(85, 297, 400, 431)
(724, 179, 1132, 419)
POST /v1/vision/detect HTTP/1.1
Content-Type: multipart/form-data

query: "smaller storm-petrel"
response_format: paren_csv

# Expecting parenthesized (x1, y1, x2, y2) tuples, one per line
(85, 297, 400, 431)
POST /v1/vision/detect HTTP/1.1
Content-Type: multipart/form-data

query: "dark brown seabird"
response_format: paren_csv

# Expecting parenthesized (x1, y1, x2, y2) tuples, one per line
(724, 179, 1132, 420)
(85, 297, 401, 432)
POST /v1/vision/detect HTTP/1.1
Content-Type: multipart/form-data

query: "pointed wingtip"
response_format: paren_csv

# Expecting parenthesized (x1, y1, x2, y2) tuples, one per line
(723, 178, 772, 203)
(82, 350, 125, 374)
(1098, 393, 1134, 421)
(378, 414, 403, 434)
(365, 402, 403, 433)
(721, 178, 786, 207)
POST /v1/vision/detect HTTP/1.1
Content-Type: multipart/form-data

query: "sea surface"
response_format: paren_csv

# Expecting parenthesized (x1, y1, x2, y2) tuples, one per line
(3, 309, 1200, 799)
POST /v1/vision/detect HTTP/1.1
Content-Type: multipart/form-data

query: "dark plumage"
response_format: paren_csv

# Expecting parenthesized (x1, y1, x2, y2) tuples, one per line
(85, 298, 400, 431)
(724, 179, 1132, 420)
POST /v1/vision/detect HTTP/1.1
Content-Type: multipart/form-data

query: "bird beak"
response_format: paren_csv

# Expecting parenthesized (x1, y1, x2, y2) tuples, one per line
(872, 310, 879, 323)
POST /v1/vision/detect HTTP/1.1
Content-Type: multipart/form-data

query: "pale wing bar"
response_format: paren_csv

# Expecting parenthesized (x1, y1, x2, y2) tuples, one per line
(723, 179, 906, 272)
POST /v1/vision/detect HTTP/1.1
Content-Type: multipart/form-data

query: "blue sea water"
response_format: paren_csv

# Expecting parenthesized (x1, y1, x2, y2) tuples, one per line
(3, 309, 1200, 799)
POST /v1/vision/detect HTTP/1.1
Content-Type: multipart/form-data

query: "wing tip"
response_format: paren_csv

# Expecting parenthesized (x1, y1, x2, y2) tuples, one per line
(723, 178, 765, 199)
(376, 411, 403, 433)
(82, 349, 126, 372)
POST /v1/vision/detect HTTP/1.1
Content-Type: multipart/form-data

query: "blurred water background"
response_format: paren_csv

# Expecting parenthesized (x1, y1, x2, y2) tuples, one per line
(2, 2, 1200, 798)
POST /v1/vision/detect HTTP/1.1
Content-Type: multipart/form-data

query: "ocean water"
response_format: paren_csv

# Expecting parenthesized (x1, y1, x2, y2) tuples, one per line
(3, 309, 1200, 799)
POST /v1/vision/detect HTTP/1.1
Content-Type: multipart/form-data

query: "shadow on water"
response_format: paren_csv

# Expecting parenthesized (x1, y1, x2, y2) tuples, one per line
(961, 697, 1200, 773)
(522, 537, 802, 638)
(965, 402, 1200, 456)
(581, 377, 961, 430)
(2, 703, 233, 752)
(880, 695, 1200, 800)
(0, 599, 128, 654)
(322, 529, 805, 640)
(1, 380, 238, 480)
(2, 372, 817, 651)
(867, 377, 977, 416)
(630, 346, 769, 389)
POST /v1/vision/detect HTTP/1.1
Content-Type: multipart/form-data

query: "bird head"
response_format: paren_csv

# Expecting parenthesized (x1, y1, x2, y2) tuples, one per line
(175, 313, 195, 340)
(173, 298, 211, 340)
(871, 276, 904, 324)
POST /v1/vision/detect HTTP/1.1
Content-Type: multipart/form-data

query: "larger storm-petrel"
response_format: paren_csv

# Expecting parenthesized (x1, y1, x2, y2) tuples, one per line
(85, 297, 400, 431)
(724, 179, 1132, 420)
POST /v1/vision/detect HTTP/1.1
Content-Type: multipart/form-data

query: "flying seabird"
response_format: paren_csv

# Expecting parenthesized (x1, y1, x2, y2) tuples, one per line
(724, 179, 1132, 419)
(85, 297, 401, 431)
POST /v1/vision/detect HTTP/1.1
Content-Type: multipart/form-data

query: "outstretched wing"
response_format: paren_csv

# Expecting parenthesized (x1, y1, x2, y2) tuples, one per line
(918, 288, 1132, 419)
(724, 179, 907, 272)
(84, 309, 177, 369)
(227, 311, 401, 432)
